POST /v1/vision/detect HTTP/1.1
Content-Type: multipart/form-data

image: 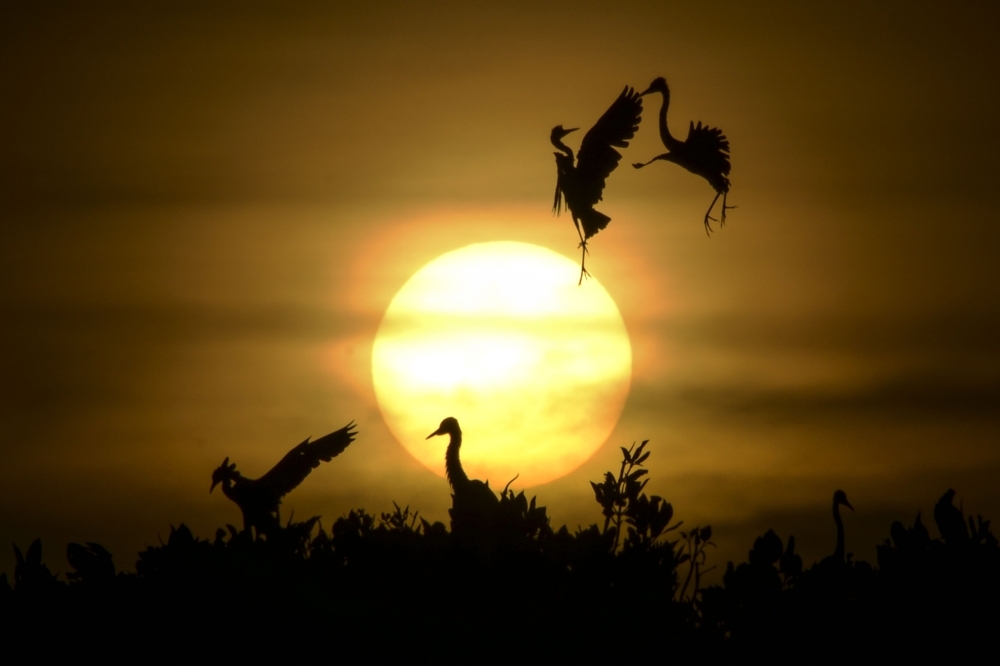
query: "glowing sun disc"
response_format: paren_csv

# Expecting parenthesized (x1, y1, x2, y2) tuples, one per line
(372, 241, 631, 487)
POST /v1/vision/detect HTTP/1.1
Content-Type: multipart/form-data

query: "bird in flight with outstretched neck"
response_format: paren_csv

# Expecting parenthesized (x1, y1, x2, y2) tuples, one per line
(632, 77, 734, 235)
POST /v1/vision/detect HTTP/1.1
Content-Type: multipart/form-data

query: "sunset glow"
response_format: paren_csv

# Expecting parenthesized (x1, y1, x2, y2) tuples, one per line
(372, 242, 632, 487)
(4, 2, 1000, 586)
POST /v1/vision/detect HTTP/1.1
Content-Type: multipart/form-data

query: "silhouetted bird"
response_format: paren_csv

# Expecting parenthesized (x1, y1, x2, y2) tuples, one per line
(632, 77, 734, 235)
(552, 86, 643, 283)
(829, 489, 854, 564)
(211, 422, 357, 536)
(934, 488, 970, 546)
(426, 417, 500, 534)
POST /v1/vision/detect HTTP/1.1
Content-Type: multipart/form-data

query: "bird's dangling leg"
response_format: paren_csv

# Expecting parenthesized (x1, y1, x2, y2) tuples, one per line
(703, 192, 723, 237)
(573, 218, 587, 249)
(573, 218, 591, 285)
(720, 191, 737, 227)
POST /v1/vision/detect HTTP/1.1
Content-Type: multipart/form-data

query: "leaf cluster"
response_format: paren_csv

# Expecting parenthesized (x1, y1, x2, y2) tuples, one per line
(591, 440, 681, 552)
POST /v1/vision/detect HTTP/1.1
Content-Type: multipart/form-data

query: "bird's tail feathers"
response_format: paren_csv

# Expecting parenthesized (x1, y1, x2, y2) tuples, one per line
(579, 208, 612, 240)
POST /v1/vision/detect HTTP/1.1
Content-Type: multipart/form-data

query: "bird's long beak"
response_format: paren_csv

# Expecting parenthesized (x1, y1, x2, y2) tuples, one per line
(638, 86, 654, 97)
(844, 500, 854, 512)
(426, 427, 444, 439)
(210, 480, 218, 493)
(564, 127, 579, 134)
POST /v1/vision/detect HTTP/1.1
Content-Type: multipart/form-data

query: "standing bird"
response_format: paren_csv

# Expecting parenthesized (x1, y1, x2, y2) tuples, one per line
(210, 422, 357, 536)
(552, 86, 643, 283)
(632, 77, 734, 235)
(830, 489, 854, 564)
(426, 417, 500, 535)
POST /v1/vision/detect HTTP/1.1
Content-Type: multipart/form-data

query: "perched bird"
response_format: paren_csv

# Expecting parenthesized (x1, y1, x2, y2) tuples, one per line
(933, 488, 969, 546)
(210, 422, 357, 536)
(632, 77, 734, 235)
(552, 86, 643, 283)
(830, 489, 854, 564)
(426, 417, 500, 535)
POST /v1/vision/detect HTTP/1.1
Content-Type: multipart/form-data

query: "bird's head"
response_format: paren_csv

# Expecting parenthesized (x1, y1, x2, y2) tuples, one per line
(426, 417, 461, 439)
(833, 489, 854, 512)
(550, 125, 578, 146)
(210, 457, 238, 493)
(639, 77, 669, 97)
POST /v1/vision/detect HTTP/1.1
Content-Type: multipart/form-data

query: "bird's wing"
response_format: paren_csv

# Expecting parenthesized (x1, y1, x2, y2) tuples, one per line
(684, 121, 732, 177)
(257, 422, 358, 497)
(575, 86, 643, 207)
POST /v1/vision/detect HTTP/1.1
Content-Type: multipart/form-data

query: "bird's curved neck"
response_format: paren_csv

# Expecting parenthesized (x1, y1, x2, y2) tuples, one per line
(444, 431, 469, 489)
(552, 138, 575, 160)
(833, 501, 846, 562)
(654, 88, 677, 149)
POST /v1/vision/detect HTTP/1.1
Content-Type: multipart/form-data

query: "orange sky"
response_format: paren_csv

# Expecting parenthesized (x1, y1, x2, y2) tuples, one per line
(2, 2, 999, 576)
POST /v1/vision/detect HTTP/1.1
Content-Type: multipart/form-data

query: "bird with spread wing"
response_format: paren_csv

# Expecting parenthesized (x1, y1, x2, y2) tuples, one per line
(632, 77, 734, 235)
(210, 421, 357, 536)
(552, 86, 642, 283)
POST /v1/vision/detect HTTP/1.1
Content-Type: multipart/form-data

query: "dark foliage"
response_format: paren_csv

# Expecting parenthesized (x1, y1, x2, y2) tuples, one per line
(0, 443, 697, 657)
(699, 489, 1000, 657)
(2, 437, 998, 659)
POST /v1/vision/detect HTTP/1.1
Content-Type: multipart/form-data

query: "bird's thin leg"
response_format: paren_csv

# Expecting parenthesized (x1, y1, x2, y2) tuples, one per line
(632, 153, 669, 169)
(720, 191, 737, 226)
(573, 218, 591, 284)
(703, 192, 722, 237)
(573, 218, 587, 249)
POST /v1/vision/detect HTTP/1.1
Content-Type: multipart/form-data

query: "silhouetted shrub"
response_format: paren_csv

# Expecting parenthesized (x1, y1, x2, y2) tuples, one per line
(699, 489, 1000, 656)
(3, 448, 999, 656)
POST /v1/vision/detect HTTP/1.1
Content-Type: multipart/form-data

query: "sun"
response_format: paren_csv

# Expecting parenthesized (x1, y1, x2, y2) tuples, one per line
(372, 241, 632, 487)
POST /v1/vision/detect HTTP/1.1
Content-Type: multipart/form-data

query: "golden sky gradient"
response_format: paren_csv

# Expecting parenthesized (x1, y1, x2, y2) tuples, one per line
(2, 2, 999, 576)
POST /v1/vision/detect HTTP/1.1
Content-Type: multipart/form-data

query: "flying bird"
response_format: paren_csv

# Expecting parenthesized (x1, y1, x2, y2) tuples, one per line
(210, 421, 357, 535)
(632, 77, 734, 235)
(552, 86, 643, 283)
(426, 417, 500, 535)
